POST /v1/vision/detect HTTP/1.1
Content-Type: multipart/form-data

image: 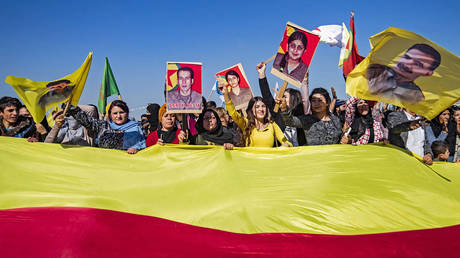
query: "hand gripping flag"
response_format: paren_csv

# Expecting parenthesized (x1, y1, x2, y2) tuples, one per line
(5, 52, 93, 123)
(346, 27, 460, 119)
(98, 57, 121, 114)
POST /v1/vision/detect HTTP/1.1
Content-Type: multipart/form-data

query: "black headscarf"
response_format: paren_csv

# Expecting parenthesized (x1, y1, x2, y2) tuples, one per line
(195, 109, 235, 145)
(350, 112, 374, 143)
(429, 112, 448, 138)
(146, 103, 160, 131)
(157, 127, 179, 144)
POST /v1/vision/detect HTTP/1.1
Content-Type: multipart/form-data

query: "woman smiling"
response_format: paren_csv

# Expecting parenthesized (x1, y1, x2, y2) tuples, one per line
(219, 79, 291, 147)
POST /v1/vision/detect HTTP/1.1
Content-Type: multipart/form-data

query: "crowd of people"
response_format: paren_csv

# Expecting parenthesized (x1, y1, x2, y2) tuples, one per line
(1, 62, 459, 164)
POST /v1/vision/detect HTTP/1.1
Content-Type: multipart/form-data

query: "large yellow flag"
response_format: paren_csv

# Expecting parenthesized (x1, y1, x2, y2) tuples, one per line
(346, 27, 460, 120)
(5, 52, 93, 123)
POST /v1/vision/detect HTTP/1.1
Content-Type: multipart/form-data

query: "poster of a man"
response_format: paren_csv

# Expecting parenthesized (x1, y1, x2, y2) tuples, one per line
(271, 22, 320, 87)
(38, 79, 75, 108)
(366, 43, 441, 104)
(215, 63, 253, 109)
(166, 62, 202, 113)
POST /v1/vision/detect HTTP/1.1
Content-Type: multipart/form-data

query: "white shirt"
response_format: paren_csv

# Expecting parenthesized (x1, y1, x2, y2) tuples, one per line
(404, 111, 424, 157)
(284, 126, 299, 147)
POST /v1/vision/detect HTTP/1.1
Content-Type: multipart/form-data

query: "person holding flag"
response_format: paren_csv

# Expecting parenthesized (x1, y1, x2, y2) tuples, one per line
(66, 100, 145, 154)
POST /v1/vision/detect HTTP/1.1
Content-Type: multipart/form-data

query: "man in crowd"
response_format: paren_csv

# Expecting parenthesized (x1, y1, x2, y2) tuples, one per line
(386, 108, 433, 164)
(366, 43, 441, 104)
(0, 96, 38, 139)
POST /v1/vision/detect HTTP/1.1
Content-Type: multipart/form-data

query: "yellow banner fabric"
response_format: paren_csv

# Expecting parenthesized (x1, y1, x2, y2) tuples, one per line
(1, 137, 459, 235)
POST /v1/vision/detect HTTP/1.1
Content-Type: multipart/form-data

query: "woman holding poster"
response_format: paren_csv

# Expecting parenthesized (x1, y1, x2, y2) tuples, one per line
(218, 79, 291, 147)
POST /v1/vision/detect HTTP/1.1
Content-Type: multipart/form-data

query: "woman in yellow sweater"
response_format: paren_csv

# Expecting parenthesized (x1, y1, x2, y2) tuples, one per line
(218, 79, 291, 147)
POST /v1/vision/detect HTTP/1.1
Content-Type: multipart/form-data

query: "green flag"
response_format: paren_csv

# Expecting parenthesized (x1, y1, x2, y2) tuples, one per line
(98, 57, 121, 114)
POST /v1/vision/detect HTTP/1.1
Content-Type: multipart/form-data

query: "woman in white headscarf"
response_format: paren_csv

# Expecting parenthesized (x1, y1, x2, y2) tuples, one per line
(45, 105, 98, 146)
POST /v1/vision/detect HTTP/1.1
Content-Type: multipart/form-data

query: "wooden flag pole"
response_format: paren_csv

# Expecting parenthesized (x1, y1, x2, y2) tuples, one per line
(207, 90, 213, 100)
(118, 94, 122, 101)
(62, 94, 74, 116)
(262, 54, 276, 66)
(273, 81, 288, 113)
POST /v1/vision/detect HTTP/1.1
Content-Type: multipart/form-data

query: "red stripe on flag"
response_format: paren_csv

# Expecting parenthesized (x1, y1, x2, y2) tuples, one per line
(0, 207, 459, 257)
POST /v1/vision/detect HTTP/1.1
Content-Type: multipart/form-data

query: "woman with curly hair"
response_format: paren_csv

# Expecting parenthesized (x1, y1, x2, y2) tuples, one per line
(218, 79, 291, 147)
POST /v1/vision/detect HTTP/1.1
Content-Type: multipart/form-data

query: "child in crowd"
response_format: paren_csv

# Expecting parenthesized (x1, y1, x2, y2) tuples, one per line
(431, 141, 450, 162)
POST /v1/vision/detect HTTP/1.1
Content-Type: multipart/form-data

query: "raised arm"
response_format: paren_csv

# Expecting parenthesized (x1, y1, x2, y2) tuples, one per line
(344, 97, 359, 127)
(329, 87, 337, 114)
(386, 111, 422, 135)
(44, 110, 65, 143)
(67, 105, 107, 138)
(218, 77, 246, 130)
(256, 62, 275, 111)
(300, 71, 311, 115)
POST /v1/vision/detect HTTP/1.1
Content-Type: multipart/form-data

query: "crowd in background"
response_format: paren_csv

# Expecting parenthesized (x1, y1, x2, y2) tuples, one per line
(1, 61, 459, 164)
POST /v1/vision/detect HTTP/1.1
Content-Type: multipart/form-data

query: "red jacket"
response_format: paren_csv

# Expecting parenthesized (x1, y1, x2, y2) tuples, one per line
(146, 129, 182, 147)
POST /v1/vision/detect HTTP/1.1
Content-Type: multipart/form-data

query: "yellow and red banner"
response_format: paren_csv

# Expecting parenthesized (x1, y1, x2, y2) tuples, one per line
(1, 137, 459, 256)
(346, 27, 460, 119)
(5, 52, 93, 123)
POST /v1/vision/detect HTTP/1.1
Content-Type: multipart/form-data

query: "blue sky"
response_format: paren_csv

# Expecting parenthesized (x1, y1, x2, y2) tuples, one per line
(1, 0, 459, 118)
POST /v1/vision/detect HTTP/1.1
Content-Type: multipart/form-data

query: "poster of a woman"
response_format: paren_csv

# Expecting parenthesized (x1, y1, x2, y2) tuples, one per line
(215, 63, 253, 109)
(271, 22, 320, 87)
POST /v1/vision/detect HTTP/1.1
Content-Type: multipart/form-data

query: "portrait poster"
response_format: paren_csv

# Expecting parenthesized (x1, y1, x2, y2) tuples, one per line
(166, 62, 202, 113)
(346, 27, 460, 120)
(271, 22, 320, 87)
(215, 63, 253, 109)
(5, 52, 92, 123)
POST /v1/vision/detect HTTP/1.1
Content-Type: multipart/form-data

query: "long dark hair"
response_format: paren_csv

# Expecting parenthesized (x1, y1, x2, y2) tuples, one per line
(285, 88, 303, 116)
(351, 99, 373, 142)
(242, 97, 271, 146)
(285, 88, 306, 145)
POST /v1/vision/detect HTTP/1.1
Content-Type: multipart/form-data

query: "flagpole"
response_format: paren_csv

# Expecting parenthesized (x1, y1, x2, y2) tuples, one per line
(256, 54, 276, 76)
(118, 94, 122, 101)
(273, 81, 288, 113)
(62, 94, 74, 116)
(207, 90, 213, 100)
(263, 54, 276, 65)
